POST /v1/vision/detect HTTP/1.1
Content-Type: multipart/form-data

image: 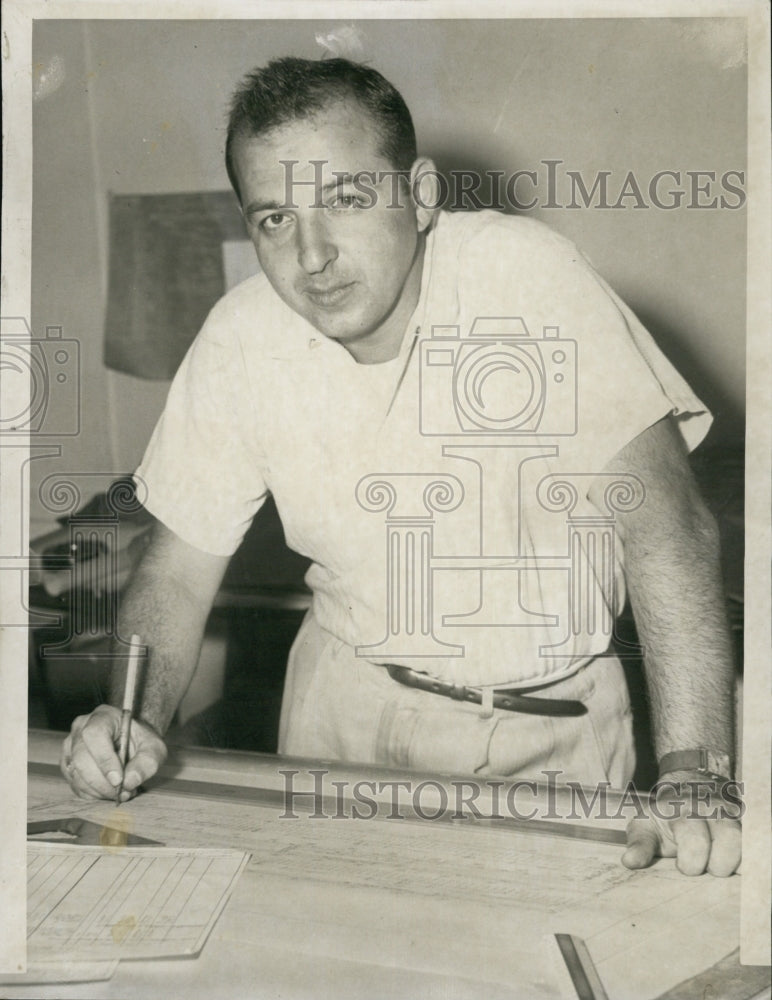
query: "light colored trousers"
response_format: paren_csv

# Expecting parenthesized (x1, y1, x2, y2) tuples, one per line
(278, 612, 636, 788)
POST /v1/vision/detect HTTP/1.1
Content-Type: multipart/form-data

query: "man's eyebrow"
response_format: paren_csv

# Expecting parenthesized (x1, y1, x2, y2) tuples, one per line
(243, 198, 286, 217)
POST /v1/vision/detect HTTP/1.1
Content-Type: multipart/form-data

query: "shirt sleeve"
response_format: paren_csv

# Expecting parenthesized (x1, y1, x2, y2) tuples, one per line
(134, 309, 268, 556)
(566, 250, 712, 471)
(461, 216, 712, 474)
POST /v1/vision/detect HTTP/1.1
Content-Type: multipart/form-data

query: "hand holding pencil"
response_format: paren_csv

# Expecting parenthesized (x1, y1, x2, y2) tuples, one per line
(115, 634, 142, 803)
(60, 636, 168, 802)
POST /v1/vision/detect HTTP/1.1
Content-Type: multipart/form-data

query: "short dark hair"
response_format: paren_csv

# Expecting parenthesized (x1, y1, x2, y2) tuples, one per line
(225, 57, 417, 202)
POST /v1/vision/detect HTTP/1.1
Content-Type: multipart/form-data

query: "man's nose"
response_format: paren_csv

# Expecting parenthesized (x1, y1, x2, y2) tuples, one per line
(296, 215, 338, 274)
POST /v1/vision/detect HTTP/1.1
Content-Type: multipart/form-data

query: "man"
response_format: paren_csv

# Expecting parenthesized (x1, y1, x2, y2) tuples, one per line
(61, 57, 740, 876)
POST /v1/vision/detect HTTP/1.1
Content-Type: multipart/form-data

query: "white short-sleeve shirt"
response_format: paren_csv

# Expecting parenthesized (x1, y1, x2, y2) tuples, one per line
(136, 210, 711, 688)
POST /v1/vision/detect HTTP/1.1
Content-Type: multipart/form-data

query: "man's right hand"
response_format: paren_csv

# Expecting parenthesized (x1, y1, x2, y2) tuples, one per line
(60, 704, 168, 801)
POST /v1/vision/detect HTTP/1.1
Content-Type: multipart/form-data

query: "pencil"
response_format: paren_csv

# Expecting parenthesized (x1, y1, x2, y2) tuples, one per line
(115, 634, 142, 805)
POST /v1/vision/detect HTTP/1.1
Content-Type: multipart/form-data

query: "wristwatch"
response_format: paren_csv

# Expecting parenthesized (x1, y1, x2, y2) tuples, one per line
(658, 747, 732, 782)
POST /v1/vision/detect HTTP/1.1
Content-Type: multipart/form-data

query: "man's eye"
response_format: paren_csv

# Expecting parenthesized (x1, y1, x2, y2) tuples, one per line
(258, 213, 291, 232)
(329, 194, 363, 211)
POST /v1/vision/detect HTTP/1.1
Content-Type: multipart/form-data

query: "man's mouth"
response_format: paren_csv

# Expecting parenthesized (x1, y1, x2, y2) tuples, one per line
(304, 282, 355, 308)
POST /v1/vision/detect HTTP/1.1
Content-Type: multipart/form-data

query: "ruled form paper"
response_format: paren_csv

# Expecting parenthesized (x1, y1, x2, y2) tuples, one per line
(26, 843, 249, 961)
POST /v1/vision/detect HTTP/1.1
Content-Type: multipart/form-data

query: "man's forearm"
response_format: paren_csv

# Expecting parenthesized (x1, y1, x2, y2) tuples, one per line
(107, 522, 228, 736)
(108, 569, 209, 735)
(623, 500, 736, 768)
(594, 417, 737, 773)
(62, 521, 228, 801)
(108, 590, 204, 737)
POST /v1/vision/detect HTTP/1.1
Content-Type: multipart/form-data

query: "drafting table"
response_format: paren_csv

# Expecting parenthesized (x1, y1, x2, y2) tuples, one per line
(15, 729, 763, 1000)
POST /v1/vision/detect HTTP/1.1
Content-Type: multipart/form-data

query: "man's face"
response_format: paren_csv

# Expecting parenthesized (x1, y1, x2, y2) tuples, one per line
(233, 99, 432, 363)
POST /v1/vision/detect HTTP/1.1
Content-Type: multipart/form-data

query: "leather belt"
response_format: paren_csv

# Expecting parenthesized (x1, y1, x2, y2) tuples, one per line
(385, 664, 587, 717)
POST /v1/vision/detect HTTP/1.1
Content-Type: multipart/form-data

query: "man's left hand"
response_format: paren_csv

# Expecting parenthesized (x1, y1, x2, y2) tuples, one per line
(622, 774, 742, 876)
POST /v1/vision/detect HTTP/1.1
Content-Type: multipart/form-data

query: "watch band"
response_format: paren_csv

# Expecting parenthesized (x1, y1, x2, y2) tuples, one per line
(658, 747, 732, 782)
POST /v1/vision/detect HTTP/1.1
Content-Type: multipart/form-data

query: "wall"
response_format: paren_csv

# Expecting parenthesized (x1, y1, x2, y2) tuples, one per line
(31, 17, 747, 527)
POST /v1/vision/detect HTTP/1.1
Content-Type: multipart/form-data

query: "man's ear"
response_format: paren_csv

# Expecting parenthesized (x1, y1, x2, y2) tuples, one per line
(408, 156, 442, 232)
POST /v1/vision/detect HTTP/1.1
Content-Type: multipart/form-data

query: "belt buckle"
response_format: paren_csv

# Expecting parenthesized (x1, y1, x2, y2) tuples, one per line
(416, 670, 494, 719)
